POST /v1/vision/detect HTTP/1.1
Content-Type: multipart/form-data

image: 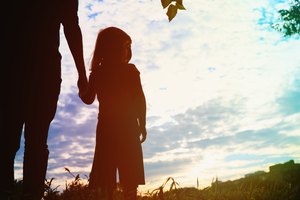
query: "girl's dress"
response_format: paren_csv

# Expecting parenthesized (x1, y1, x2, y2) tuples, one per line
(89, 63, 146, 189)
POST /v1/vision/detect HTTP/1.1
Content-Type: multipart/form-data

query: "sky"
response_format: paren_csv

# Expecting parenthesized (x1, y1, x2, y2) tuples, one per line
(15, 0, 300, 194)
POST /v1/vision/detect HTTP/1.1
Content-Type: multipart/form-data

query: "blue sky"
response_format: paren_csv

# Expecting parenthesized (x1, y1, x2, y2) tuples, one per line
(15, 0, 300, 193)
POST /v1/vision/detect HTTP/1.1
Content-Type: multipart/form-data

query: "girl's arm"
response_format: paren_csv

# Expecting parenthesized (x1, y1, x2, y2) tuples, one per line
(79, 71, 96, 105)
(135, 75, 147, 143)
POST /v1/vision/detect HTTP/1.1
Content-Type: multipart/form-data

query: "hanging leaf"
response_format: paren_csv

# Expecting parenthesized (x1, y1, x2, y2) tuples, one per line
(167, 4, 178, 21)
(161, 0, 173, 9)
(176, 0, 186, 10)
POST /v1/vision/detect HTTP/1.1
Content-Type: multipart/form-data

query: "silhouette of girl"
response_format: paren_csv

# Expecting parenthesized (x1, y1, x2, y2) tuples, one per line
(80, 27, 147, 200)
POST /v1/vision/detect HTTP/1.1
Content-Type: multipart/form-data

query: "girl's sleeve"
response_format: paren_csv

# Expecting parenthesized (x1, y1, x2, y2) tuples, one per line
(80, 71, 97, 105)
(134, 71, 147, 129)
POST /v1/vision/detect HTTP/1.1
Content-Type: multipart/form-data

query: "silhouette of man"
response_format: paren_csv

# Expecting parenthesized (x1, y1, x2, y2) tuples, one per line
(1, 1, 87, 199)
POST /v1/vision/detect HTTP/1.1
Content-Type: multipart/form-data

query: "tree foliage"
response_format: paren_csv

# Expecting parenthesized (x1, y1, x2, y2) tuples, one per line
(161, 0, 186, 21)
(272, 0, 300, 37)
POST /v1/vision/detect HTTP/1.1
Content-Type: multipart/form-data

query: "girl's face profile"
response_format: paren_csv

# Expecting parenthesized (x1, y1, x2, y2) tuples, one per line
(121, 40, 132, 64)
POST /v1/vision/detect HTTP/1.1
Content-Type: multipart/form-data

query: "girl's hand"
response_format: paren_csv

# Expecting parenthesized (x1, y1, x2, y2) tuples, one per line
(140, 127, 147, 143)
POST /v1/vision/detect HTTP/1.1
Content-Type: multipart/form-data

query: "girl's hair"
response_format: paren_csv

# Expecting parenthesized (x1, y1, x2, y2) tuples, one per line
(90, 26, 132, 71)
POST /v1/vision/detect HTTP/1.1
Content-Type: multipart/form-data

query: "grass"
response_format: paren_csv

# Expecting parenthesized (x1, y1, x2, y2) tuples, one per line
(9, 161, 300, 200)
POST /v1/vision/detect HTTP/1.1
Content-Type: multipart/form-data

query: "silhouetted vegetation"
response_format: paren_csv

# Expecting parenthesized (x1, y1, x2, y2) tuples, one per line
(10, 160, 300, 200)
(272, 0, 300, 37)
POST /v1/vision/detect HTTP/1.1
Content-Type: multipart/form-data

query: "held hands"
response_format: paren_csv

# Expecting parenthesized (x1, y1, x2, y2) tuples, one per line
(139, 126, 147, 143)
(78, 72, 97, 105)
(77, 74, 88, 99)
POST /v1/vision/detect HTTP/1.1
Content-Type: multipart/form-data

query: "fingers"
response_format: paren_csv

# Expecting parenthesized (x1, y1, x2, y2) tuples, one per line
(78, 86, 86, 98)
(140, 131, 147, 143)
(140, 136, 145, 143)
(77, 77, 88, 91)
(140, 135, 146, 143)
(77, 76, 88, 98)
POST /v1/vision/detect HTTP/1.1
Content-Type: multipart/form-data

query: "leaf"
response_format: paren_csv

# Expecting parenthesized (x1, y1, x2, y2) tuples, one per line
(176, 0, 186, 10)
(170, 182, 175, 190)
(64, 167, 70, 173)
(272, 0, 300, 37)
(75, 174, 80, 181)
(161, 0, 172, 9)
(49, 178, 55, 185)
(167, 4, 178, 21)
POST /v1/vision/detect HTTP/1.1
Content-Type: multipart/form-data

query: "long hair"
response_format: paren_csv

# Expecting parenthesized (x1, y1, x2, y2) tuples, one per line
(90, 27, 132, 71)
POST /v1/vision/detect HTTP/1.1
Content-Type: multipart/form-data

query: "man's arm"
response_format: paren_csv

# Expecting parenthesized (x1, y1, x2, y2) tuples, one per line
(62, 0, 87, 94)
(64, 23, 87, 93)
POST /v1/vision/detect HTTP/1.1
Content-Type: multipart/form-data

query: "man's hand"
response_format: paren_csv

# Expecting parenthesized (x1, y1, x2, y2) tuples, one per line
(77, 75, 88, 98)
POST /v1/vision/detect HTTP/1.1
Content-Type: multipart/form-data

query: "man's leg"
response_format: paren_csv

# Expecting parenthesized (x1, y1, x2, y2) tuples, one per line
(22, 80, 60, 200)
(0, 105, 24, 199)
(22, 119, 51, 200)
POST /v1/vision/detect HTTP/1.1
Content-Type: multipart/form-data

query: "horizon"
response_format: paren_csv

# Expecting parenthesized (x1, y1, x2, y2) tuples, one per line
(14, 0, 300, 194)
(14, 159, 300, 193)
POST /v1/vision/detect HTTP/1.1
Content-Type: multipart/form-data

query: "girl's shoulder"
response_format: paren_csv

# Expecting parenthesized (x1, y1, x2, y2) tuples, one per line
(127, 63, 140, 75)
(92, 63, 140, 78)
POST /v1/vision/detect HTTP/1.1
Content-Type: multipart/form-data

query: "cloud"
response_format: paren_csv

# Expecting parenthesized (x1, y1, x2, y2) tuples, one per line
(142, 94, 300, 188)
(46, 90, 98, 177)
(277, 69, 300, 115)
